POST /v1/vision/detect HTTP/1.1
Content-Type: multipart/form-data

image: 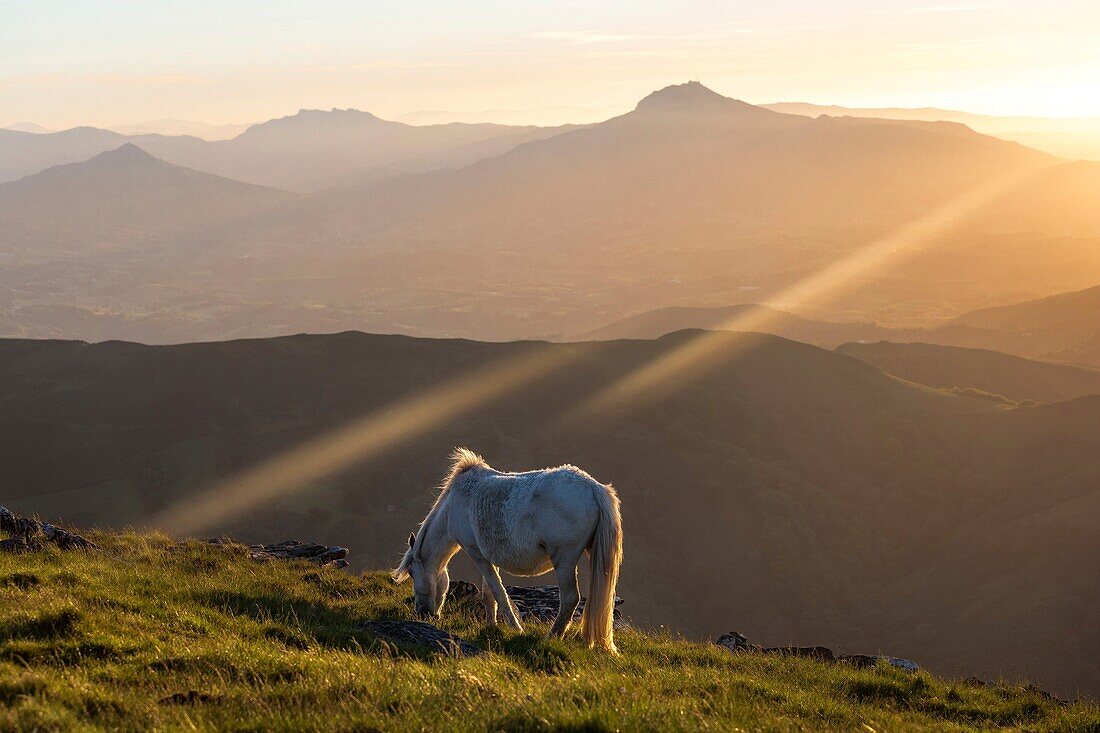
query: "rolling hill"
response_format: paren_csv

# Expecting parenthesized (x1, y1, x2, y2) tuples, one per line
(579, 280, 1100, 370)
(0, 329, 1097, 697)
(950, 283, 1100, 364)
(837, 341, 1100, 403)
(574, 304, 890, 346)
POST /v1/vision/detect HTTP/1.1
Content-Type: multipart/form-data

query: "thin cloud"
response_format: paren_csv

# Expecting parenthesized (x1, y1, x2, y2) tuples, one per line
(865, 4, 993, 14)
(6, 72, 214, 87)
(529, 31, 646, 45)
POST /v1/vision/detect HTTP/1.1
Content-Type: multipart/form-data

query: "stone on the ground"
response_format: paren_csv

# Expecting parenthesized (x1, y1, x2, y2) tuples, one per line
(446, 580, 624, 622)
(360, 620, 484, 657)
(716, 631, 760, 653)
(764, 645, 836, 662)
(0, 506, 96, 551)
(838, 654, 919, 671)
(203, 537, 349, 568)
(715, 630, 919, 671)
(885, 656, 920, 672)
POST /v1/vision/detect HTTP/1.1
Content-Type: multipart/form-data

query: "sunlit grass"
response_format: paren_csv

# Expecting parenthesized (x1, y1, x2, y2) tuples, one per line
(0, 531, 1095, 732)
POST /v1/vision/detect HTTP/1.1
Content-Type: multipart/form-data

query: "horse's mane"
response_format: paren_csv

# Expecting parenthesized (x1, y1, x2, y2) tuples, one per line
(393, 447, 486, 581)
(442, 447, 487, 487)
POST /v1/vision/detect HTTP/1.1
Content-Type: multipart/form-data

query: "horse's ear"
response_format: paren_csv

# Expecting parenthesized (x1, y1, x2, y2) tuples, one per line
(408, 532, 416, 548)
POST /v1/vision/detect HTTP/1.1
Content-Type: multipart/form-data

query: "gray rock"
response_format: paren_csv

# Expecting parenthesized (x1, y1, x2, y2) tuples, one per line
(764, 645, 836, 662)
(838, 654, 918, 671)
(0, 506, 96, 551)
(716, 631, 759, 653)
(886, 656, 920, 672)
(201, 537, 350, 567)
(447, 580, 624, 623)
(360, 620, 484, 657)
(717, 631, 919, 671)
(0, 536, 39, 553)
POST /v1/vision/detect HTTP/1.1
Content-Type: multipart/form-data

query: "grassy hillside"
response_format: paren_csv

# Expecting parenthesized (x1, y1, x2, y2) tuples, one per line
(2, 331, 1098, 699)
(1, 532, 1096, 732)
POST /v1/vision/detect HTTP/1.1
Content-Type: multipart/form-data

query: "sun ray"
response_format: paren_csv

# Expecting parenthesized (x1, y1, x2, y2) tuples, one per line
(154, 344, 576, 536)
(565, 161, 1054, 421)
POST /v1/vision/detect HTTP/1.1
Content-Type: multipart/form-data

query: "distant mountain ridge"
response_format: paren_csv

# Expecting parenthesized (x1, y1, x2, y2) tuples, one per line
(107, 118, 250, 140)
(0, 109, 579, 191)
(765, 101, 1100, 160)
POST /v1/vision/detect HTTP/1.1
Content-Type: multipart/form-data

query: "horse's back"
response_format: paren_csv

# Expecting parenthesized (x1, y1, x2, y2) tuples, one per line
(462, 465, 603, 570)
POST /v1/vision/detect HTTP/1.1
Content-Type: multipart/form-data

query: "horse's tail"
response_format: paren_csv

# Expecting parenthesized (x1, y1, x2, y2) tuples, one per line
(581, 481, 623, 653)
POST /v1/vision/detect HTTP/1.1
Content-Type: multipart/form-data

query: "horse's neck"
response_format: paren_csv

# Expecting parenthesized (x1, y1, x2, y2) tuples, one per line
(421, 499, 460, 571)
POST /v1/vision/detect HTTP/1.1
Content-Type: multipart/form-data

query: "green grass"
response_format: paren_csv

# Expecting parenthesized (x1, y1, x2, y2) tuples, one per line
(0, 533, 1096, 732)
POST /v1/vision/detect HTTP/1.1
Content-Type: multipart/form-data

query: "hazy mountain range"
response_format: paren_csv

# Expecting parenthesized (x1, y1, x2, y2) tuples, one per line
(3, 81, 1100, 345)
(1, 329, 1095, 697)
(7, 119, 251, 139)
(764, 102, 1100, 161)
(0, 110, 577, 191)
(106, 118, 250, 140)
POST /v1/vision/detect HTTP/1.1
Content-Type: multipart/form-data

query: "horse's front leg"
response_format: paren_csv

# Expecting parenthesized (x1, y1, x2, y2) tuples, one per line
(481, 578, 498, 625)
(550, 554, 581, 638)
(469, 553, 523, 630)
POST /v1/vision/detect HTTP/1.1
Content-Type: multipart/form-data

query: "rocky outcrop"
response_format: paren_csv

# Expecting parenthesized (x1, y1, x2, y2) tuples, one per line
(447, 580, 625, 623)
(0, 506, 97, 552)
(839, 653, 920, 672)
(716, 630, 918, 671)
(716, 631, 758, 653)
(203, 537, 349, 568)
(360, 620, 484, 657)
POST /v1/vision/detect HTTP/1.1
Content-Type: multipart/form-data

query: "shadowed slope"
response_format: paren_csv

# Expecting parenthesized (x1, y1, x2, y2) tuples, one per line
(838, 341, 1100, 403)
(0, 330, 1097, 696)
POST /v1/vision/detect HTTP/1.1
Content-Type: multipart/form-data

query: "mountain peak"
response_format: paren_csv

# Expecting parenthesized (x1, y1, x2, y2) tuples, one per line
(93, 143, 157, 163)
(634, 81, 768, 116)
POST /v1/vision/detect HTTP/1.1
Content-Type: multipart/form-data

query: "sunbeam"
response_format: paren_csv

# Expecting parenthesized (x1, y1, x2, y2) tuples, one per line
(565, 161, 1055, 420)
(154, 344, 576, 536)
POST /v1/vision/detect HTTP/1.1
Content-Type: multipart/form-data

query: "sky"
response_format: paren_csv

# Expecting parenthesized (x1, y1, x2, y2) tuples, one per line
(3, 0, 1100, 129)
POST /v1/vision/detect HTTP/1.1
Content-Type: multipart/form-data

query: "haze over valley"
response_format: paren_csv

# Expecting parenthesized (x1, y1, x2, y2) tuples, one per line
(4, 83, 1100, 345)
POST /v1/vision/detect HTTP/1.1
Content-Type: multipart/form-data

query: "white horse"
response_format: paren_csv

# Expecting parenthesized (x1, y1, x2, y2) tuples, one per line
(393, 448, 623, 652)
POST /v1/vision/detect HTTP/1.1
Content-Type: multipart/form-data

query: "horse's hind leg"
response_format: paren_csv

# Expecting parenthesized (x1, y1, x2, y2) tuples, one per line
(481, 578, 498, 625)
(549, 554, 581, 638)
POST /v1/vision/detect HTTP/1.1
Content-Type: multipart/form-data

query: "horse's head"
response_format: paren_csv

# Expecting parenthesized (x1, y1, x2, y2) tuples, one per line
(392, 531, 449, 619)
